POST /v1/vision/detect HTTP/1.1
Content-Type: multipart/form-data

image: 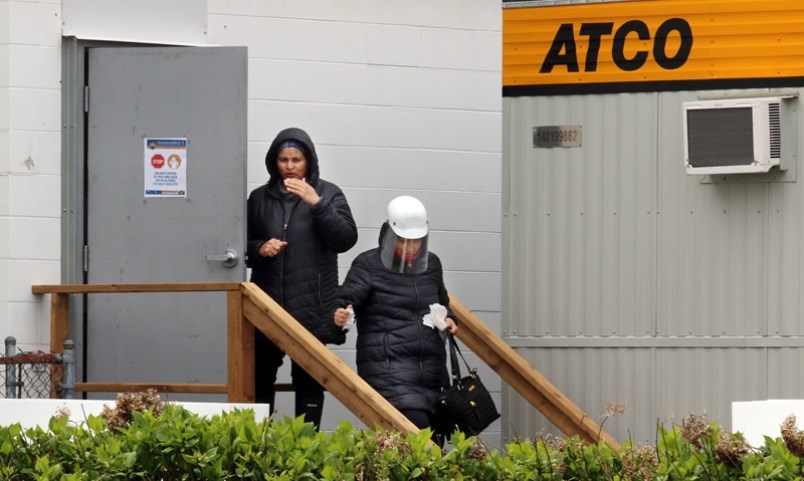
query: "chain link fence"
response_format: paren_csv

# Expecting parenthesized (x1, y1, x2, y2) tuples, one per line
(1, 337, 64, 399)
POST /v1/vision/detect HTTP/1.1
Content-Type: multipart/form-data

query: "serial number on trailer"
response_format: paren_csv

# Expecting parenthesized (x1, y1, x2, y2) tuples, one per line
(533, 125, 582, 148)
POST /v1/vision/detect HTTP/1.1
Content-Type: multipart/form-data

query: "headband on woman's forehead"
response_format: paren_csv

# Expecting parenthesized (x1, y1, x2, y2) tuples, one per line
(278, 139, 307, 158)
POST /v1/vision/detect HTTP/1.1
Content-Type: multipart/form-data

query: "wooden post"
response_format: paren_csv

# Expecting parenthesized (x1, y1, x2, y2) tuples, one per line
(227, 289, 254, 403)
(49, 293, 70, 355)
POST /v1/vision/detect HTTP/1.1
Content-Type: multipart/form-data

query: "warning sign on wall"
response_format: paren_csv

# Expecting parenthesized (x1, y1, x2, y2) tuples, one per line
(144, 137, 187, 198)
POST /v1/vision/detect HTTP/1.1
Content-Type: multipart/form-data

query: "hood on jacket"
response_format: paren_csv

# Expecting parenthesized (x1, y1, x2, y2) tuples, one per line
(378, 221, 391, 246)
(264, 127, 320, 186)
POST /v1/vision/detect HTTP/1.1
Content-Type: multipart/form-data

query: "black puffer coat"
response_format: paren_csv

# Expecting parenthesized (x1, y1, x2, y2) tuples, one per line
(247, 127, 357, 344)
(337, 223, 452, 413)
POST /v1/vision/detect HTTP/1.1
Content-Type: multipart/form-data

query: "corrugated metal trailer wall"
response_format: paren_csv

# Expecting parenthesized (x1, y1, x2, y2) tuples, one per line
(501, 0, 804, 444)
(503, 88, 804, 444)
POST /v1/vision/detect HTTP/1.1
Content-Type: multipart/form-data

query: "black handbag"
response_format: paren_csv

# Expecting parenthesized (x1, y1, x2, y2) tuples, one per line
(438, 333, 500, 436)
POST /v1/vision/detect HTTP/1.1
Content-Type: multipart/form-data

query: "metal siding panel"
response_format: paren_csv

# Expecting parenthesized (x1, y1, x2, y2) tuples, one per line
(622, 94, 659, 337)
(505, 94, 657, 337)
(768, 348, 804, 398)
(503, 348, 657, 444)
(656, 91, 771, 337)
(655, 348, 768, 434)
(771, 185, 802, 335)
(504, 86, 804, 446)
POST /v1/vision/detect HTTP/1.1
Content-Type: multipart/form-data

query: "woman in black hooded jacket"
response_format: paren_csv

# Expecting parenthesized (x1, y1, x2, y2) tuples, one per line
(247, 127, 357, 429)
(334, 196, 457, 439)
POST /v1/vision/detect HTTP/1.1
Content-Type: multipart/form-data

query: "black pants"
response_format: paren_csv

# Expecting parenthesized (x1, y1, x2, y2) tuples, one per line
(255, 330, 325, 430)
(400, 408, 445, 446)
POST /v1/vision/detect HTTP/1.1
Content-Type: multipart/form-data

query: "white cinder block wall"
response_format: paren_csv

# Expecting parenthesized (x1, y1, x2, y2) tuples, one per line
(2, 0, 63, 353)
(3, 0, 503, 447)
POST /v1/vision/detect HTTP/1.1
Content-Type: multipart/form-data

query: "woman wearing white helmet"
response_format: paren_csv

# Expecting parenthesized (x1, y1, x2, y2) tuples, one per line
(334, 196, 458, 442)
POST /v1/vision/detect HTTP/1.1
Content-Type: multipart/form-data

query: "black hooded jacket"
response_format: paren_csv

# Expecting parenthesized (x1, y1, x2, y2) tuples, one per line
(247, 127, 357, 344)
(336, 223, 452, 413)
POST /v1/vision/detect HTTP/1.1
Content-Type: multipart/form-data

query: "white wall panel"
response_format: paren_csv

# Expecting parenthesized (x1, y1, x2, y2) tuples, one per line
(0, 302, 7, 336)
(62, 0, 206, 45)
(8, 174, 59, 218)
(248, 102, 500, 153)
(0, 131, 8, 173)
(10, 2, 60, 46)
(0, 217, 7, 259)
(0, 48, 8, 88)
(431, 232, 501, 272)
(8, 88, 60, 132)
(0, 88, 9, 132)
(0, 259, 7, 303)
(8, 300, 40, 349)
(209, 0, 499, 32)
(319, 147, 500, 193)
(9, 45, 59, 89)
(9, 218, 59, 260)
(9, 131, 60, 175)
(10, 259, 58, 302)
(342, 188, 499, 234)
(0, 176, 7, 216)
(0, 3, 9, 44)
(444, 272, 500, 313)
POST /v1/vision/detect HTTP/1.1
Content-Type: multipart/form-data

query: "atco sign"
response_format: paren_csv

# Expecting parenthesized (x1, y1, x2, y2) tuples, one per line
(503, 0, 804, 95)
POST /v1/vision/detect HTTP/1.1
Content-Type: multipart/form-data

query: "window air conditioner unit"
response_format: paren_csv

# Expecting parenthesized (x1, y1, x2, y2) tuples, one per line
(683, 97, 783, 175)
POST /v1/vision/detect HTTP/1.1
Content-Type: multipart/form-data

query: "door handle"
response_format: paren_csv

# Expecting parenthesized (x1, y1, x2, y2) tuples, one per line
(206, 248, 239, 268)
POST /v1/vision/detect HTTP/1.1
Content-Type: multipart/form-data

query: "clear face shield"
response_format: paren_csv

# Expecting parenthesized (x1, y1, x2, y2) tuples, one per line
(380, 230, 429, 274)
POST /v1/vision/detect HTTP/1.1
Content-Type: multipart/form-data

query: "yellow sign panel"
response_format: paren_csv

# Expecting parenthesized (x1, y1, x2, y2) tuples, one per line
(503, 0, 804, 94)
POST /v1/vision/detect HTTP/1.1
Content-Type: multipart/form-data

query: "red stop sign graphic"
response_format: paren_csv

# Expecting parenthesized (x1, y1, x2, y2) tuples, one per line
(151, 154, 165, 169)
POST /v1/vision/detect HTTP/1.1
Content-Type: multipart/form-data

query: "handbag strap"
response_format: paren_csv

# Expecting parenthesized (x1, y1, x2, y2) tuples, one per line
(447, 333, 474, 382)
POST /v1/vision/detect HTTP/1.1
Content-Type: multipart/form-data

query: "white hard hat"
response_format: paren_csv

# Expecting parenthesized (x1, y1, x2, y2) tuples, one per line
(387, 195, 428, 239)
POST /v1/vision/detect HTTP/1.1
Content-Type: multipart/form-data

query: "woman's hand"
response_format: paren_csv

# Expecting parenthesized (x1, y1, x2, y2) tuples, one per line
(445, 317, 458, 334)
(334, 305, 353, 328)
(284, 177, 321, 206)
(259, 238, 288, 257)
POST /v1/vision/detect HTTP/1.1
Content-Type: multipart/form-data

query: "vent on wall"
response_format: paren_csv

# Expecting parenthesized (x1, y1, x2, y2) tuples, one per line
(683, 97, 785, 175)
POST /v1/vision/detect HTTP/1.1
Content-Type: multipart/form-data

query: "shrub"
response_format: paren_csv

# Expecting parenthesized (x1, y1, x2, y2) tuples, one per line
(3, 395, 804, 480)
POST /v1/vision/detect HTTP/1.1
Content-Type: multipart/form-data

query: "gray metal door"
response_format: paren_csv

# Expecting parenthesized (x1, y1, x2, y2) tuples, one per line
(83, 46, 247, 399)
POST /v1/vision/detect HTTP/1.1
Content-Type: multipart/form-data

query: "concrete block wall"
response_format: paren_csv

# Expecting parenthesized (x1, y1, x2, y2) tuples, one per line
(1, 0, 63, 353)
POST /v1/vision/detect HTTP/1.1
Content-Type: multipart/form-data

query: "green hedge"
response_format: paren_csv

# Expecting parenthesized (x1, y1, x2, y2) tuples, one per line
(1, 393, 804, 480)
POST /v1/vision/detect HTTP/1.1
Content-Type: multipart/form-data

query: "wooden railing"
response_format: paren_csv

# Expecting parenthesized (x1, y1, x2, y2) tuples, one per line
(32, 282, 618, 449)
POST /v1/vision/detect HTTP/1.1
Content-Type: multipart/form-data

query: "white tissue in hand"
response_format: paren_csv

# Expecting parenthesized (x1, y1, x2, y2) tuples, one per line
(422, 303, 448, 331)
(342, 306, 355, 331)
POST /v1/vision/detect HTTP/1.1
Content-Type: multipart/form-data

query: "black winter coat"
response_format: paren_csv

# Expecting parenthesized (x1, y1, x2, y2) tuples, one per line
(336, 225, 452, 413)
(247, 127, 357, 344)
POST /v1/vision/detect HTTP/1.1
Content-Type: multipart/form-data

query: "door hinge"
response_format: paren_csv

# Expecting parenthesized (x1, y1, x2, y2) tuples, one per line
(83, 245, 89, 272)
(83, 85, 89, 113)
